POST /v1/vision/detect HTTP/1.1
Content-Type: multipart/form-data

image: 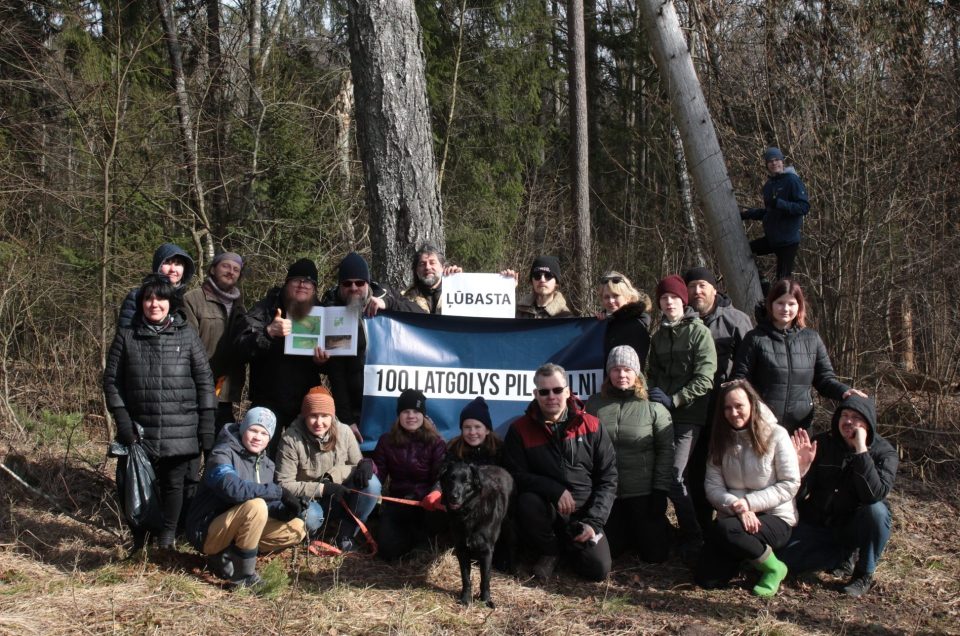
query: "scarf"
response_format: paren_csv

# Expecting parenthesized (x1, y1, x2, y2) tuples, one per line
(204, 277, 241, 314)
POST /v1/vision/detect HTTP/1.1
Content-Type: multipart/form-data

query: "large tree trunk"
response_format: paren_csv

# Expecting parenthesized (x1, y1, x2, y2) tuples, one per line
(638, 0, 760, 310)
(568, 0, 592, 311)
(347, 0, 444, 289)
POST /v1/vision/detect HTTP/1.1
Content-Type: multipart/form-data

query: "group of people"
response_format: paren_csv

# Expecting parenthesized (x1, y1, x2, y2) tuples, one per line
(103, 204, 896, 598)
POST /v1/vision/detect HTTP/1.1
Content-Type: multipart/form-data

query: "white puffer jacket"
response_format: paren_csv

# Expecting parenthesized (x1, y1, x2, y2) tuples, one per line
(705, 412, 800, 526)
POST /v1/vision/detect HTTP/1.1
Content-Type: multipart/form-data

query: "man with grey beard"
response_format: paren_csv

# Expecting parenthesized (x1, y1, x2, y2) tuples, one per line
(402, 243, 463, 314)
(232, 258, 326, 454)
(319, 252, 412, 442)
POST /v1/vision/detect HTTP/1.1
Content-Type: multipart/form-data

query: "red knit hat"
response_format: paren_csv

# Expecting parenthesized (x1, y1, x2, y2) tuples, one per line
(302, 386, 335, 416)
(655, 274, 689, 305)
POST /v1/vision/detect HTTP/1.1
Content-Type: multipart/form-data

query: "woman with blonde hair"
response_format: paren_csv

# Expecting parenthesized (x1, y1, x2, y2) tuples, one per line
(597, 271, 653, 366)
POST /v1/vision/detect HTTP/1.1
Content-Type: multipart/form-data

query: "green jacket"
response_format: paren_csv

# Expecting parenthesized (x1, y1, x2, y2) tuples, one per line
(647, 307, 717, 427)
(585, 390, 674, 497)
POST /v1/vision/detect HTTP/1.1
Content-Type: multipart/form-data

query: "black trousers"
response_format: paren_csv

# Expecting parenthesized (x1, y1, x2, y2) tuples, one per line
(152, 454, 196, 540)
(605, 496, 669, 563)
(515, 491, 612, 581)
(695, 513, 791, 588)
(750, 237, 800, 281)
(376, 501, 446, 561)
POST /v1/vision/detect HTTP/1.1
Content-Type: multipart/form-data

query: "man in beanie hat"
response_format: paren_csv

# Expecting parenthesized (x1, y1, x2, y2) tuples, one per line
(117, 243, 197, 328)
(275, 387, 381, 553)
(683, 266, 754, 532)
(232, 258, 325, 448)
(741, 146, 810, 283)
(647, 274, 717, 559)
(186, 406, 307, 589)
(402, 243, 463, 314)
(184, 251, 247, 433)
(501, 255, 574, 319)
(319, 252, 413, 442)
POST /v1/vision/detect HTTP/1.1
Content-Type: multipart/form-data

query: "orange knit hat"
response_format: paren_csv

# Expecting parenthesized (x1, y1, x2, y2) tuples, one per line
(302, 386, 335, 416)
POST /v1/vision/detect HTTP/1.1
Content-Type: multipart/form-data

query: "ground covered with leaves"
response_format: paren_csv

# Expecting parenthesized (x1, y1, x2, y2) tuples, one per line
(0, 437, 957, 635)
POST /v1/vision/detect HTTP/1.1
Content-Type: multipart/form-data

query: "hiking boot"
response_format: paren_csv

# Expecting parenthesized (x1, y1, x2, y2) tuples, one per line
(843, 572, 874, 598)
(336, 535, 357, 554)
(829, 549, 858, 579)
(157, 532, 176, 550)
(751, 549, 788, 598)
(228, 547, 263, 591)
(207, 548, 235, 579)
(532, 555, 559, 583)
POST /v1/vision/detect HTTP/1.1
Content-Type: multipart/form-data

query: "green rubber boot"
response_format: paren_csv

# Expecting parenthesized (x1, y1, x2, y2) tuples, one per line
(752, 548, 788, 598)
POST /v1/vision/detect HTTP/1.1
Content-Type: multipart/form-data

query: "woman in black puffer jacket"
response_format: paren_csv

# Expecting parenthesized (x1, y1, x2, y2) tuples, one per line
(104, 274, 216, 549)
(598, 271, 653, 367)
(732, 279, 865, 434)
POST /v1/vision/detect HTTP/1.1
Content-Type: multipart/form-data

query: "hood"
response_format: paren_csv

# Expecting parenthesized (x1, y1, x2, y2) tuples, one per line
(831, 394, 877, 445)
(714, 293, 733, 309)
(152, 243, 196, 287)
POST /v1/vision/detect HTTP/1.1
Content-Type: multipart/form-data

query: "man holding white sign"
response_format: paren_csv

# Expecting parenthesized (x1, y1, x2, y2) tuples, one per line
(402, 244, 463, 315)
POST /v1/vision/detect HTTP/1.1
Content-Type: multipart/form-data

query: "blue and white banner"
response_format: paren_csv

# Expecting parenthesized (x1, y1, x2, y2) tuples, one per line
(359, 312, 605, 450)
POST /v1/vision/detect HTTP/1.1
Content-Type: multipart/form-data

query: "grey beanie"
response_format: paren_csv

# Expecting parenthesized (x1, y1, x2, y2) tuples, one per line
(240, 406, 277, 440)
(763, 147, 785, 162)
(606, 345, 642, 376)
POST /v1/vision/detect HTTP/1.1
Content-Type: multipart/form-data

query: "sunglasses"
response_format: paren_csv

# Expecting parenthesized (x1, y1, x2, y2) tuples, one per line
(601, 275, 623, 284)
(340, 279, 368, 288)
(536, 386, 567, 396)
(531, 271, 555, 282)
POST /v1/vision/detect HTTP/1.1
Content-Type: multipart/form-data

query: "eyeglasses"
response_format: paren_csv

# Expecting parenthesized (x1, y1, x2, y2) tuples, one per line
(289, 277, 316, 287)
(340, 280, 367, 288)
(531, 271, 555, 282)
(536, 386, 567, 396)
(601, 275, 623, 284)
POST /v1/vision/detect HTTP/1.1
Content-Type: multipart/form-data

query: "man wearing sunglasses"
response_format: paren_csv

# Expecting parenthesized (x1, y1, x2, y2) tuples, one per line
(503, 363, 617, 584)
(502, 256, 574, 319)
(232, 258, 326, 453)
(320, 252, 411, 443)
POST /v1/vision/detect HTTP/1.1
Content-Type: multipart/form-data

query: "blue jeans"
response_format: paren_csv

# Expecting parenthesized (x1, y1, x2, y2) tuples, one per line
(780, 501, 892, 575)
(304, 475, 382, 539)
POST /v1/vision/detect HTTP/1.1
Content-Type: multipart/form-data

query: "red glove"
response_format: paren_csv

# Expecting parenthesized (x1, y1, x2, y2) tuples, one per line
(420, 490, 445, 512)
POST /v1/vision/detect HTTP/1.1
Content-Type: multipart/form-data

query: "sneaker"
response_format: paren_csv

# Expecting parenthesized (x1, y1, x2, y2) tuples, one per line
(829, 549, 858, 579)
(843, 572, 874, 598)
(230, 573, 264, 591)
(532, 555, 559, 583)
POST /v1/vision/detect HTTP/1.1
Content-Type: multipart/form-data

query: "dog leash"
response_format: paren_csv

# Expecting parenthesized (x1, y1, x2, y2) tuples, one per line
(307, 498, 378, 557)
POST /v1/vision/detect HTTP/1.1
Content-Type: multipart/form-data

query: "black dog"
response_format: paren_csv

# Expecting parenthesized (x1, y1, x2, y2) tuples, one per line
(439, 461, 514, 608)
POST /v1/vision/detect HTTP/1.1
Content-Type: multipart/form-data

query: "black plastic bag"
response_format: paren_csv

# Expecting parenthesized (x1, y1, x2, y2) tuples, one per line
(110, 436, 164, 533)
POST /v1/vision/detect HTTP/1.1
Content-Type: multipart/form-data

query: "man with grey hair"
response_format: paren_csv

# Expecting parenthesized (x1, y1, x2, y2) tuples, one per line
(402, 243, 463, 314)
(503, 363, 617, 583)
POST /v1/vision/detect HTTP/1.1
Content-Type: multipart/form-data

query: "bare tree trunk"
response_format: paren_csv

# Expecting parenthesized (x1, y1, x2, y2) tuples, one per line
(334, 69, 356, 246)
(638, 0, 760, 310)
(568, 0, 592, 311)
(347, 0, 444, 289)
(156, 0, 214, 261)
(671, 125, 704, 266)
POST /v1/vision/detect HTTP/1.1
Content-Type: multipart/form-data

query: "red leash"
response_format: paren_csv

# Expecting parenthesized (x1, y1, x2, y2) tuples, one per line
(307, 489, 423, 557)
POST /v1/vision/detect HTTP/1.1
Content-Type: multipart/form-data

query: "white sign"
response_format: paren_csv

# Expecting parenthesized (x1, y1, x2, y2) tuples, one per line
(441, 273, 516, 318)
(284, 306, 360, 356)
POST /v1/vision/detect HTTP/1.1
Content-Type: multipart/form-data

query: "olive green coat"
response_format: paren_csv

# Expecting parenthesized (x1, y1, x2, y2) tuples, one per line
(647, 307, 717, 427)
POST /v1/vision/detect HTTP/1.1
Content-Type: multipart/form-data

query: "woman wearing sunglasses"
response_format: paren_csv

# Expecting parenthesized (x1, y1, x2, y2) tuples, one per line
(597, 270, 653, 367)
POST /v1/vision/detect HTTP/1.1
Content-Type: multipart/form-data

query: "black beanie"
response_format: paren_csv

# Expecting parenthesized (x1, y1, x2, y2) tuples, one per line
(339, 252, 371, 283)
(286, 258, 318, 284)
(460, 396, 492, 430)
(683, 266, 717, 288)
(530, 255, 561, 282)
(397, 389, 427, 416)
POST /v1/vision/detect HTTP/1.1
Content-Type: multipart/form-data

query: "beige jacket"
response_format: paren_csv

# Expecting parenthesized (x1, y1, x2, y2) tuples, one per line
(704, 414, 800, 526)
(274, 417, 362, 499)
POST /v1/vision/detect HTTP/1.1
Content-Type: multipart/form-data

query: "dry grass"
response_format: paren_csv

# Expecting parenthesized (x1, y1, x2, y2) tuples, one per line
(0, 437, 958, 635)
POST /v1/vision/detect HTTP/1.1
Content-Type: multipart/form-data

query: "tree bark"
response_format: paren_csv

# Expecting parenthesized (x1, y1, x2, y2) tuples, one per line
(568, 0, 592, 311)
(671, 125, 704, 266)
(638, 0, 761, 310)
(346, 0, 444, 289)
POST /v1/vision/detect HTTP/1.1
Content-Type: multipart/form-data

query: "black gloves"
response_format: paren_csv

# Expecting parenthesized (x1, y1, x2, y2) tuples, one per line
(277, 492, 305, 522)
(649, 490, 668, 517)
(114, 409, 137, 446)
(198, 409, 215, 450)
(321, 480, 347, 502)
(347, 458, 374, 489)
(769, 195, 779, 209)
(648, 388, 674, 410)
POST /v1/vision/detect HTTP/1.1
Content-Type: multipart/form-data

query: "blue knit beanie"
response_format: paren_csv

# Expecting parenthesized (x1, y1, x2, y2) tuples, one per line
(460, 396, 492, 430)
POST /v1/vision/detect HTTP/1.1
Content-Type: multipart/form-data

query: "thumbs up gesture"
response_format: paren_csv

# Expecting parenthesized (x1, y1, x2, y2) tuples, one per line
(266, 307, 292, 338)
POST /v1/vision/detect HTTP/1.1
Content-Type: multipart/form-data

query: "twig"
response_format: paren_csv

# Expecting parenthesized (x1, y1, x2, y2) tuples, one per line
(0, 460, 122, 539)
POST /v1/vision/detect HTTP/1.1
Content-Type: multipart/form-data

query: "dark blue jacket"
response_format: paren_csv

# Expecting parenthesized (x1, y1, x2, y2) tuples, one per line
(744, 169, 810, 247)
(117, 243, 196, 328)
(185, 424, 286, 551)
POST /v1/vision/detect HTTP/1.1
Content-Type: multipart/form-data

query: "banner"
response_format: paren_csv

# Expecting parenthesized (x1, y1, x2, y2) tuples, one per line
(359, 312, 605, 450)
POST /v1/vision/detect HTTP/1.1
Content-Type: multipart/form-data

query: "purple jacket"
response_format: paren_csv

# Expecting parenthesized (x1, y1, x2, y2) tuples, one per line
(372, 433, 446, 500)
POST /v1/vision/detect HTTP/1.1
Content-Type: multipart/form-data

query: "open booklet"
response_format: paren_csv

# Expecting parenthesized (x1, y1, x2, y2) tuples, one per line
(283, 306, 359, 357)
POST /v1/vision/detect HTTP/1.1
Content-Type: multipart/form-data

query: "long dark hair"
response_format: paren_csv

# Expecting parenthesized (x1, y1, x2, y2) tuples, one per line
(384, 414, 442, 447)
(709, 379, 772, 466)
(765, 279, 807, 328)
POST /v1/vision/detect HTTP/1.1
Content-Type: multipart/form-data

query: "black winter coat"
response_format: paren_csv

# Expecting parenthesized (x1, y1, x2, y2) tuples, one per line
(231, 287, 323, 422)
(732, 321, 849, 433)
(603, 301, 652, 367)
(103, 311, 215, 458)
(796, 395, 898, 528)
